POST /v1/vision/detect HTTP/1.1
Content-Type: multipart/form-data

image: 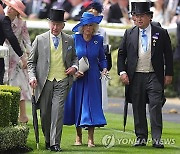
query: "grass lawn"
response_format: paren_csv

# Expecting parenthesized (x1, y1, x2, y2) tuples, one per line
(25, 102, 180, 154)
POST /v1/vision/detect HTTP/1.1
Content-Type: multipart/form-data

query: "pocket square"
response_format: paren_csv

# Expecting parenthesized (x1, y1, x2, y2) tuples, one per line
(67, 46, 72, 50)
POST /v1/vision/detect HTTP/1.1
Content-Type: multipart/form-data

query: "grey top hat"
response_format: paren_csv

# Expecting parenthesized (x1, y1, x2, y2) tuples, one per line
(133, 2, 153, 15)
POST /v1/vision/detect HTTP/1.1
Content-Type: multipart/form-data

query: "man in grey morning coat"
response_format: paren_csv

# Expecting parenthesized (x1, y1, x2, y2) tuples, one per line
(28, 8, 78, 152)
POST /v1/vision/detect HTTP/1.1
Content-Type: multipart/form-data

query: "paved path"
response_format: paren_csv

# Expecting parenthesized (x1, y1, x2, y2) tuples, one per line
(105, 97, 180, 123)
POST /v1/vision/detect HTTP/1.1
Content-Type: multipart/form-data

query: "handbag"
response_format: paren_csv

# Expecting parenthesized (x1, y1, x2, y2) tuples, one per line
(78, 56, 89, 73)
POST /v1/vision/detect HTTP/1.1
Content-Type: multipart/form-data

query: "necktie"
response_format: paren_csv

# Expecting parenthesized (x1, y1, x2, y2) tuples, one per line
(53, 36, 59, 49)
(141, 29, 148, 52)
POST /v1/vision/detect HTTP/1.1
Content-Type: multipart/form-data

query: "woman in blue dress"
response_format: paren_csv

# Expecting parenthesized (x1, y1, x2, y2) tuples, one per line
(64, 12, 107, 147)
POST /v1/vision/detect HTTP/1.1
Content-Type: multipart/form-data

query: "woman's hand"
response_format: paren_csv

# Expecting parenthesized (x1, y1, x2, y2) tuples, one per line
(75, 71, 84, 78)
(101, 68, 108, 75)
(19, 55, 27, 69)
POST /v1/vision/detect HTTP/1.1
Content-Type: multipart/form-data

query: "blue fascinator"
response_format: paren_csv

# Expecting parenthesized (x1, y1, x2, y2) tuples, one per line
(72, 12, 103, 32)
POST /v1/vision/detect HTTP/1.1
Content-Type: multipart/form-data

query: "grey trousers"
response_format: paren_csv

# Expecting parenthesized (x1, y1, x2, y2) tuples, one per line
(39, 78, 69, 146)
(130, 73, 163, 142)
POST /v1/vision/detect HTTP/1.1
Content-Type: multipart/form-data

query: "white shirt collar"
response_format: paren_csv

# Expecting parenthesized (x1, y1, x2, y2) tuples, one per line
(51, 33, 61, 39)
(139, 24, 151, 33)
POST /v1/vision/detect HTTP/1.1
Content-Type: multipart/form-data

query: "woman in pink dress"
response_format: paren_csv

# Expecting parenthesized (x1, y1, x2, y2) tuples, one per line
(2, 0, 31, 123)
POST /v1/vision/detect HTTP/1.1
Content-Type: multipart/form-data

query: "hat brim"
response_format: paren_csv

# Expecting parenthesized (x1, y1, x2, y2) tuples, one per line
(47, 18, 66, 22)
(72, 15, 103, 32)
(2, 0, 27, 17)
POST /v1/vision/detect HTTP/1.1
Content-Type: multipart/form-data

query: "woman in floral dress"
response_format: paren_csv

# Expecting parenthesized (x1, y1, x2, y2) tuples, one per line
(3, 0, 31, 123)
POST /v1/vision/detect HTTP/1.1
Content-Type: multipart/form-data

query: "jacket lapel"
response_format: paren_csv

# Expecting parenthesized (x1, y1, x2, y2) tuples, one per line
(43, 31, 50, 63)
(131, 27, 139, 56)
(151, 25, 157, 57)
(61, 32, 68, 64)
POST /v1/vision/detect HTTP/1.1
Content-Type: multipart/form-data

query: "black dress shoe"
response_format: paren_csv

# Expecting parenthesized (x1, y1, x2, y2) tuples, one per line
(134, 142, 146, 147)
(50, 145, 62, 152)
(152, 143, 164, 148)
(45, 142, 50, 150)
(133, 138, 147, 147)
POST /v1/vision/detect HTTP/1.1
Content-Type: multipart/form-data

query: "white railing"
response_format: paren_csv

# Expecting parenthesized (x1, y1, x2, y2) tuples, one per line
(26, 20, 177, 37)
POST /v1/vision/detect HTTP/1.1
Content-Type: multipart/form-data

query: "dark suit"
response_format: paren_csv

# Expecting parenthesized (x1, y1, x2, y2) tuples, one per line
(173, 21, 180, 95)
(151, 21, 161, 27)
(117, 24, 173, 142)
(174, 22, 180, 61)
(107, 3, 127, 23)
(24, 0, 33, 16)
(0, 14, 23, 84)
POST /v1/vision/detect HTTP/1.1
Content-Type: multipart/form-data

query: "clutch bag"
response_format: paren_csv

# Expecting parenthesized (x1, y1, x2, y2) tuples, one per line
(78, 56, 89, 73)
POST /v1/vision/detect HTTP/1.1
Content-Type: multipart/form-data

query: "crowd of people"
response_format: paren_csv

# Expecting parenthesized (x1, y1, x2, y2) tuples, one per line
(1, 0, 179, 25)
(0, 0, 179, 152)
(7, 0, 178, 26)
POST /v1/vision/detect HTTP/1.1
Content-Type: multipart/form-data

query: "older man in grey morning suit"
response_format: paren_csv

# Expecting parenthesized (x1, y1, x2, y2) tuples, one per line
(28, 9, 78, 152)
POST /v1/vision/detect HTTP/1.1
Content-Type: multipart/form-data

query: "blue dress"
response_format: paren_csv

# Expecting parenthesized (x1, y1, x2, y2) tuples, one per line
(64, 34, 107, 127)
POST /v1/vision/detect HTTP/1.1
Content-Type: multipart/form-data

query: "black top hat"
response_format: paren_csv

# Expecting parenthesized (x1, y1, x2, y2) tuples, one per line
(48, 8, 65, 22)
(130, 2, 136, 15)
(134, 2, 153, 15)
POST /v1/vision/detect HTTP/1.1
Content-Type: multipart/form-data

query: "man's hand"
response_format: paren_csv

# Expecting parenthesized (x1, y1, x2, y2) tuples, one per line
(120, 73, 129, 85)
(29, 79, 37, 89)
(164, 76, 173, 85)
(65, 67, 77, 75)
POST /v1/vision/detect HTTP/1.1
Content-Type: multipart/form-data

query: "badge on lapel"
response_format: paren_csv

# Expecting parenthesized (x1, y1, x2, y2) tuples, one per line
(152, 33, 159, 47)
(67, 46, 72, 50)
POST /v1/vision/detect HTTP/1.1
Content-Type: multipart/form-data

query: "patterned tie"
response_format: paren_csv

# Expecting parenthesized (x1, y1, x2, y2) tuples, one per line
(141, 29, 148, 52)
(53, 36, 59, 49)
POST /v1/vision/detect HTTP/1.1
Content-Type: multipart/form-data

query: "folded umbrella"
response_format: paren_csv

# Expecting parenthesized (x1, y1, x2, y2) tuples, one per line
(123, 100, 128, 132)
(31, 89, 39, 149)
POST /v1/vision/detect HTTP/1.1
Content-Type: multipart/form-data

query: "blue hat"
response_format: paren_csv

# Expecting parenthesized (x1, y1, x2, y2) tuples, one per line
(87, 1, 103, 13)
(72, 12, 103, 32)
